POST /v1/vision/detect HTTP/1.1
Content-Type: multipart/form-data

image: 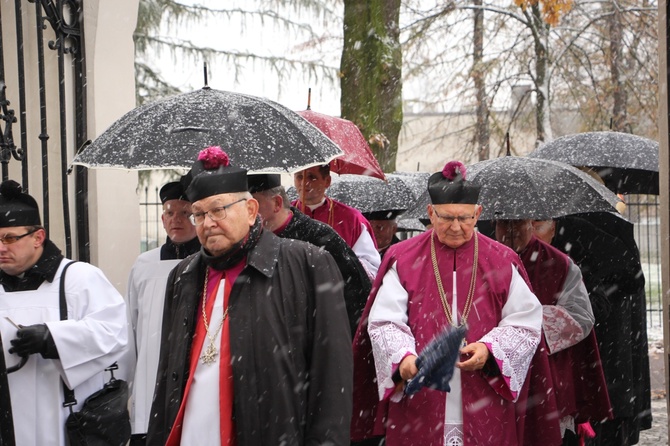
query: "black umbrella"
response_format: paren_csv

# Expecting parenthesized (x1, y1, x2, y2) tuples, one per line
(70, 87, 343, 173)
(528, 131, 659, 195)
(404, 156, 622, 221)
(326, 174, 415, 216)
(405, 325, 467, 395)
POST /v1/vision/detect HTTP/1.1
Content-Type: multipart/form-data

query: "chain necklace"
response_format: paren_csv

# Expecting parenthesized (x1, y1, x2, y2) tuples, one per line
(431, 231, 478, 328)
(201, 269, 229, 365)
(327, 197, 335, 228)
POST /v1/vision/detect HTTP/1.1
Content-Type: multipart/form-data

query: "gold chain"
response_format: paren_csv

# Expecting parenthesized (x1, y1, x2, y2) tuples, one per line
(430, 231, 478, 327)
(327, 197, 334, 228)
(201, 269, 229, 364)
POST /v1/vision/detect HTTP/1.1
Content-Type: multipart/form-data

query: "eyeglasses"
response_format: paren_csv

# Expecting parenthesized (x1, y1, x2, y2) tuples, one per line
(189, 198, 247, 226)
(0, 228, 39, 245)
(431, 206, 476, 225)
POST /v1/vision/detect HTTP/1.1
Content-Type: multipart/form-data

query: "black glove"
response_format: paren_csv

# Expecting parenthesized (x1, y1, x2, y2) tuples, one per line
(8, 324, 59, 359)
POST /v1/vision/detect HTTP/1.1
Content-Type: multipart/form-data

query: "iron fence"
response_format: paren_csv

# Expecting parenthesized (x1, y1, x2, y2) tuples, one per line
(623, 194, 662, 328)
(140, 186, 164, 252)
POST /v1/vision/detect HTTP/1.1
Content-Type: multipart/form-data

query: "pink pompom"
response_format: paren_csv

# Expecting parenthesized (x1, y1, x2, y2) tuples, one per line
(198, 146, 230, 170)
(442, 161, 466, 180)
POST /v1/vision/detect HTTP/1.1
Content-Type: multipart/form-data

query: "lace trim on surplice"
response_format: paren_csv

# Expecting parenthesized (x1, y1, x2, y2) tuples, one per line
(444, 423, 464, 446)
(542, 305, 585, 354)
(479, 325, 539, 394)
(368, 320, 416, 401)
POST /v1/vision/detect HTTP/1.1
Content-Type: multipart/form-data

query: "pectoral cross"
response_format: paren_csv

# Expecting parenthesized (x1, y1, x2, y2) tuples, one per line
(201, 342, 218, 364)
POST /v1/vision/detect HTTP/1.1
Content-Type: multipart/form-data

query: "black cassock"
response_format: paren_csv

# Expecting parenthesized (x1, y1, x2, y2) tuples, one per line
(553, 213, 652, 446)
(0, 331, 15, 446)
(280, 207, 372, 335)
(147, 230, 353, 446)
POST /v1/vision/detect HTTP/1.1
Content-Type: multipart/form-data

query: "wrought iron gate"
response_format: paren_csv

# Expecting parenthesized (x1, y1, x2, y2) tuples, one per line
(0, 0, 89, 261)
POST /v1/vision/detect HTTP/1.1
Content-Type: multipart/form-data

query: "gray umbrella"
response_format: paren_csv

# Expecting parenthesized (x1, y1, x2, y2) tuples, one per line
(528, 131, 659, 195)
(390, 171, 430, 231)
(326, 174, 415, 216)
(70, 87, 343, 173)
(405, 156, 622, 221)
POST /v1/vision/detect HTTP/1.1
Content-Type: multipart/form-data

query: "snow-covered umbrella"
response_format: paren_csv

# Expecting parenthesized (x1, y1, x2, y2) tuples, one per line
(70, 87, 343, 173)
(390, 171, 430, 231)
(326, 174, 414, 215)
(404, 156, 623, 221)
(529, 131, 659, 195)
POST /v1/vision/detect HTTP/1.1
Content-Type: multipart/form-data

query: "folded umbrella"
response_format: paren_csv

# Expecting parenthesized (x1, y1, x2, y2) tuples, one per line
(405, 324, 467, 395)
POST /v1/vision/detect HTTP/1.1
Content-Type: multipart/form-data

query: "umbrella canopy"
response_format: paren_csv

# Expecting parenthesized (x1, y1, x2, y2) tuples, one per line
(404, 156, 623, 221)
(70, 88, 343, 173)
(326, 174, 414, 215)
(528, 131, 659, 195)
(390, 171, 430, 231)
(297, 110, 385, 180)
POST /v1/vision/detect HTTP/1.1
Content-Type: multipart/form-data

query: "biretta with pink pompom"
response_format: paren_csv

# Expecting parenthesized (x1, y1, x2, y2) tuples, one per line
(427, 160, 480, 204)
(185, 146, 248, 202)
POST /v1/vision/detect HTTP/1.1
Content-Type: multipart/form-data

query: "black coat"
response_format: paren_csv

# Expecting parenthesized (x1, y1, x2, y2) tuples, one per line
(553, 213, 652, 444)
(147, 231, 353, 446)
(281, 207, 372, 335)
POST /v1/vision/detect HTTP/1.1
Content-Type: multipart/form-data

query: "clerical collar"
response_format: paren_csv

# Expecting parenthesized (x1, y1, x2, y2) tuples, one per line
(160, 235, 201, 260)
(305, 197, 327, 212)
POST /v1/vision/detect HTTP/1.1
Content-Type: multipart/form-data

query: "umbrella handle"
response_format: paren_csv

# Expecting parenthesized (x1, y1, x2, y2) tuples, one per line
(6, 356, 28, 374)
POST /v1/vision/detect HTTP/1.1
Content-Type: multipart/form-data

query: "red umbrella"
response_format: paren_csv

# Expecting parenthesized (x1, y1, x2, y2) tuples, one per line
(297, 109, 385, 180)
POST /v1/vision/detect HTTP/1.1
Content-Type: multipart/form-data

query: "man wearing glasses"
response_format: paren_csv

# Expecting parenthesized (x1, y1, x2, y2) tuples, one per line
(0, 179, 128, 446)
(352, 161, 553, 446)
(147, 147, 352, 446)
(125, 180, 200, 445)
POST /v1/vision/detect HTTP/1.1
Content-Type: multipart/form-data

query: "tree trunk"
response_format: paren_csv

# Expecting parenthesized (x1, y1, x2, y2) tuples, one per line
(472, 0, 490, 161)
(609, 3, 628, 132)
(340, 0, 402, 172)
(531, 3, 549, 144)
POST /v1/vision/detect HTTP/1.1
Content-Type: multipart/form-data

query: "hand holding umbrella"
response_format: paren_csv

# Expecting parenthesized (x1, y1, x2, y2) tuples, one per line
(404, 325, 468, 395)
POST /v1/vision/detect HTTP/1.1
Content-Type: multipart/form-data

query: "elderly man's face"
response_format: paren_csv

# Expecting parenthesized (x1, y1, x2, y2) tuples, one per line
(428, 203, 481, 249)
(0, 226, 45, 276)
(293, 167, 330, 205)
(369, 220, 398, 250)
(495, 219, 534, 252)
(191, 193, 258, 257)
(532, 220, 555, 244)
(161, 199, 196, 244)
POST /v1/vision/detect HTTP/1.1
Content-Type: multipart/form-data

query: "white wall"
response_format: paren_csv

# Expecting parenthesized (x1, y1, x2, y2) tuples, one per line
(84, 0, 141, 294)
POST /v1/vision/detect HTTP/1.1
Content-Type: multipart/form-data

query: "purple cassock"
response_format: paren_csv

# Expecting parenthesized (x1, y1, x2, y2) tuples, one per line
(352, 230, 562, 445)
(520, 236, 613, 426)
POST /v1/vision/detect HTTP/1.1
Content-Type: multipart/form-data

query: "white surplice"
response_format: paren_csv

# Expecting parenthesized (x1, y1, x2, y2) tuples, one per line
(0, 259, 128, 446)
(124, 248, 181, 435)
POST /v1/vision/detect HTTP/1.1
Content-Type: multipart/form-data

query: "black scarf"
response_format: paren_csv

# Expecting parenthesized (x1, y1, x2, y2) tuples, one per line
(201, 216, 263, 271)
(160, 236, 201, 260)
